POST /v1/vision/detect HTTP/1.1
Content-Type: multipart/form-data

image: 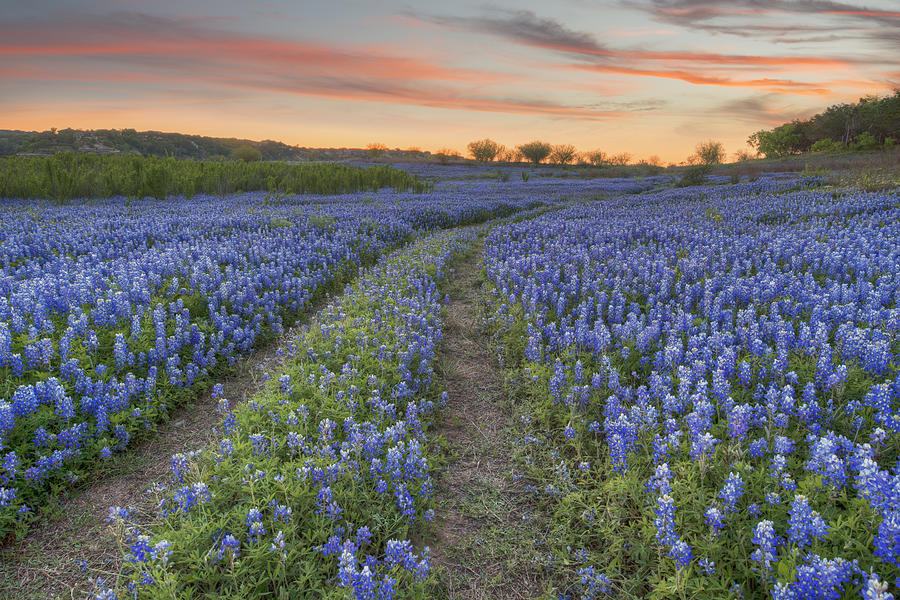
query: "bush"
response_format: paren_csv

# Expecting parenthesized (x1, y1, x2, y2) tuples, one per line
(676, 163, 712, 187)
(230, 145, 262, 163)
(850, 132, 880, 151)
(516, 141, 552, 164)
(810, 139, 845, 153)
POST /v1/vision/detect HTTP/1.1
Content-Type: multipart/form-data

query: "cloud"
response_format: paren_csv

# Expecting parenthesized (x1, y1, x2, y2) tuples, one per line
(629, 0, 900, 47)
(570, 63, 833, 94)
(714, 94, 809, 125)
(418, 8, 853, 66)
(415, 8, 882, 95)
(0, 11, 626, 121)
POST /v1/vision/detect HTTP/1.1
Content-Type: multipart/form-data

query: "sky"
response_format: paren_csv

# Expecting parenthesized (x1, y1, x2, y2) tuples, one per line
(2, 0, 898, 163)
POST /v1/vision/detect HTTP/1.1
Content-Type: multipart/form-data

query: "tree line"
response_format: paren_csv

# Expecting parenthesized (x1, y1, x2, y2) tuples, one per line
(465, 138, 652, 166)
(747, 91, 900, 158)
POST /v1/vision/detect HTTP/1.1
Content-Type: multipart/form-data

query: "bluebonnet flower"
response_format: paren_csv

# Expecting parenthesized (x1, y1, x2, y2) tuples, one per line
(698, 557, 715, 575)
(577, 566, 611, 599)
(718, 472, 744, 513)
(787, 495, 829, 548)
(668, 540, 692, 568)
(705, 507, 725, 534)
(750, 520, 779, 573)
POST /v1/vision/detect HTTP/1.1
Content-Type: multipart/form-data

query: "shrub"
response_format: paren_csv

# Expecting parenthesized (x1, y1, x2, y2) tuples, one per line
(810, 139, 845, 153)
(230, 145, 262, 163)
(676, 163, 712, 187)
(851, 132, 880, 151)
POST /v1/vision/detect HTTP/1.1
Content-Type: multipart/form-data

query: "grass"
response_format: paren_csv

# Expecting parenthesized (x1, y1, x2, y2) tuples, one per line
(0, 153, 432, 201)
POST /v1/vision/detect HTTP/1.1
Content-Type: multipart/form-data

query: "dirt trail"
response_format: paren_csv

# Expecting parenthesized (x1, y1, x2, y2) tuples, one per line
(0, 306, 325, 600)
(430, 240, 542, 600)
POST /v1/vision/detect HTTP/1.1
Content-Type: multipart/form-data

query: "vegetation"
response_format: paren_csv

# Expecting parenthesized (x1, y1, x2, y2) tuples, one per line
(1, 128, 302, 160)
(549, 144, 577, 165)
(583, 150, 608, 166)
(688, 140, 726, 165)
(434, 148, 464, 164)
(748, 91, 900, 158)
(516, 141, 553, 164)
(366, 142, 388, 158)
(229, 145, 262, 163)
(0, 153, 432, 201)
(675, 140, 726, 186)
(467, 138, 505, 162)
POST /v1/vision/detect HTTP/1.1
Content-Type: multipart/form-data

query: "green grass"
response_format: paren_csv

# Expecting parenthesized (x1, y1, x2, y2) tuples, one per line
(0, 153, 432, 202)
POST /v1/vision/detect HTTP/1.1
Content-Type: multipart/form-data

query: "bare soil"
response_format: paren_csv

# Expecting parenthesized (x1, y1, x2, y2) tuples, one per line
(430, 241, 543, 600)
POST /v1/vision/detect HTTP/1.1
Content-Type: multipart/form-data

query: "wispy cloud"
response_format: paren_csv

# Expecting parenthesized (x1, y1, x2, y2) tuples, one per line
(415, 8, 886, 94)
(629, 0, 900, 47)
(0, 11, 627, 121)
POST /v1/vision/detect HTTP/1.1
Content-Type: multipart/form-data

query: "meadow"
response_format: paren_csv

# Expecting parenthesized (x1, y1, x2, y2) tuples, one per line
(0, 162, 898, 600)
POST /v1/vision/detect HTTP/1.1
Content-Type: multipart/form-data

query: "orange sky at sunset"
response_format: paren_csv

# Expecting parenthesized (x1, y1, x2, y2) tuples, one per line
(2, 0, 898, 163)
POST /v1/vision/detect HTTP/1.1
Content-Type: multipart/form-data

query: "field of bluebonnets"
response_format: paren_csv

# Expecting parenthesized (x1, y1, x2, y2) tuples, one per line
(484, 177, 900, 599)
(2, 163, 899, 600)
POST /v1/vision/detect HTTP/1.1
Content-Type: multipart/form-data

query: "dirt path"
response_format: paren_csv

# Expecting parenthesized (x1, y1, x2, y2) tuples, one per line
(0, 304, 328, 600)
(430, 240, 543, 600)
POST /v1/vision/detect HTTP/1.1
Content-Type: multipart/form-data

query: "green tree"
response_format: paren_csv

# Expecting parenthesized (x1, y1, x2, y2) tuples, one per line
(516, 141, 552, 164)
(467, 138, 504, 162)
(230, 145, 262, 162)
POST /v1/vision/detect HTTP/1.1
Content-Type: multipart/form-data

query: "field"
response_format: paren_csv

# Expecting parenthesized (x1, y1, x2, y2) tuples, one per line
(1, 164, 899, 600)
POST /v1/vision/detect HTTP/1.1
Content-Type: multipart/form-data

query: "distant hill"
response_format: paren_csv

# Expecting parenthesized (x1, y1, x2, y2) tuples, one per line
(0, 128, 443, 163)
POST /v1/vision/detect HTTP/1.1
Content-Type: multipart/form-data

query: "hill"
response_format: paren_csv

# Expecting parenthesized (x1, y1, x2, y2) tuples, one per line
(0, 128, 438, 163)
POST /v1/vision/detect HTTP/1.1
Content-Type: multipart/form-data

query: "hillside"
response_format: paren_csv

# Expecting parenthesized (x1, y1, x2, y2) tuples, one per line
(0, 128, 437, 162)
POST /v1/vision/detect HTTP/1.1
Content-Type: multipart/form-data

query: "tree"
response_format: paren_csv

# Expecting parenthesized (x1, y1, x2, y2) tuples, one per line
(583, 150, 608, 166)
(549, 144, 577, 165)
(230, 145, 262, 162)
(467, 138, 504, 162)
(608, 152, 631, 166)
(496, 148, 518, 162)
(516, 141, 552, 164)
(733, 149, 756, 162)
(689, 140, 725, 165)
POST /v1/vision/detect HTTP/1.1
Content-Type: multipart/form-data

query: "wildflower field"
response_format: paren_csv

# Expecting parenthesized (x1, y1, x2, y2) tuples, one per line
(1, 166, 899, 600)
(484, 178, 900, 599)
